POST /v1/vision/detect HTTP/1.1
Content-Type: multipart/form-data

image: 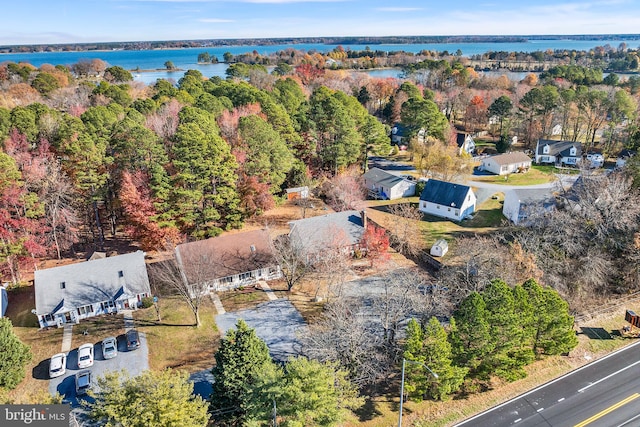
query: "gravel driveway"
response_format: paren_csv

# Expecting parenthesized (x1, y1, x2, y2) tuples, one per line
(216, 299, 306, 362)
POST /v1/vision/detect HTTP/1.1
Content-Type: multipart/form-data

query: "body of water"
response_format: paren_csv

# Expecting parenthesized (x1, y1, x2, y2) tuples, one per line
(1, 39, 637, 85)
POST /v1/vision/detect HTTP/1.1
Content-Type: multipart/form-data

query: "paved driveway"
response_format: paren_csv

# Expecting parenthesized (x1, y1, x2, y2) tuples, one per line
(49, 332, 149, 407)
(216, 299, 306, 362)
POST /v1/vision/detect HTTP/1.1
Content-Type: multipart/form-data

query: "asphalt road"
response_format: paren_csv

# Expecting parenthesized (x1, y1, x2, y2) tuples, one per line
(455, 340, 640, 427)
(49, 333, 149, 407)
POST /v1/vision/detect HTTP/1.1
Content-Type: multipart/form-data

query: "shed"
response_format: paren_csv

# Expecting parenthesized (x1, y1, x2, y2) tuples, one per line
(286, 186, 309, 201)
(430, 239, 449, 257)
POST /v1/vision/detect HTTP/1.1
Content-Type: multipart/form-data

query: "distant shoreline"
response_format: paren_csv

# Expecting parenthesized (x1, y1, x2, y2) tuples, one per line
(2, 34, 640, 54)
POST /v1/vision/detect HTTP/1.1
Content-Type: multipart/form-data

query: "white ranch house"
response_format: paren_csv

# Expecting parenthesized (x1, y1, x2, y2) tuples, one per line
(480, 152, 532, 175)
(34, 251, 151, 329)
(362, 168, 416, 200)
(175, 229, 281, 293)
(419, 179, 476, 221)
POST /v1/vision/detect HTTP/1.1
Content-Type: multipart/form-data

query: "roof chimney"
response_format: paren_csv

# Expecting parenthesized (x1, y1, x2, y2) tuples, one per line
(360, 210, 367, 229)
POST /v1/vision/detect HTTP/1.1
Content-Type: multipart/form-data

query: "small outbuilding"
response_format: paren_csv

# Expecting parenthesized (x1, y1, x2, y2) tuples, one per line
(430, 239, 449, 257)
(286, 186, 309, 201)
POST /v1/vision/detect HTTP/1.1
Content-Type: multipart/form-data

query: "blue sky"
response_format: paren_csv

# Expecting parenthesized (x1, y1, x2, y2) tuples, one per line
(2, 0, 639, 45)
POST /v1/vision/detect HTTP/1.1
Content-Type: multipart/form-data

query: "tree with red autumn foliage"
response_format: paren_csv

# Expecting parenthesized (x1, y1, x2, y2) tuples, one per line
(361, 223, 390, 267)
(119, 170, 181, 250)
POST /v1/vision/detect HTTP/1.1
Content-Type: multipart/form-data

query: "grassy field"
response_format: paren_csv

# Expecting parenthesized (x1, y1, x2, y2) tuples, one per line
(471, 167, 556, 185)
(218, 286, 270, 311)
(133, 296, 219, 372)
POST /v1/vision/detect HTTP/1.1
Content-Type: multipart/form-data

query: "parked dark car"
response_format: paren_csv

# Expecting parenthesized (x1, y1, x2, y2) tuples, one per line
(75, 370, 91, 395)
(126, 329, 140, 351)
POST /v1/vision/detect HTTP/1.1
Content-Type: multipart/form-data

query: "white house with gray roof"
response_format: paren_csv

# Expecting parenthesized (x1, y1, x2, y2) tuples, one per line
(480, 152, 532, 175)
(362, 167, 416, 200)
(34, 251, 150, 328)
(288, 210, 366, 262)
(535, 139, 582, 166)
(502, 188, 556, 225)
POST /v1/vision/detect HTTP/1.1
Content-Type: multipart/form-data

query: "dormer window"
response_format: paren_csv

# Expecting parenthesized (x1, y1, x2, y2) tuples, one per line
(60, 282, 66, 289)
(118, 270, 124, 278)
(543, 145, 550, 154)
(250, 245, 256, 253)
(570, 146, 576, 156)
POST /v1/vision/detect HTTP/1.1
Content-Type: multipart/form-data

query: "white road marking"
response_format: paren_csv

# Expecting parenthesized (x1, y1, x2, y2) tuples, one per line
(558, 398, 565, 402)
(537, 408, 544, 412)
(453, 340, 640, 426)
(514, 418, 522, 423)
(578, 360, 640, 393)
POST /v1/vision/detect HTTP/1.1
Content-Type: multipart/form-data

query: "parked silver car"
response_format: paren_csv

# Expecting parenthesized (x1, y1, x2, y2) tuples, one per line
(102, 336, 118, 359)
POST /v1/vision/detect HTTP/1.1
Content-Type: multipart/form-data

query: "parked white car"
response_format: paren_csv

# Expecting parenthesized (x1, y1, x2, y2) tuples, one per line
(77, 343, 94, 368)
(49, 353, 66, 378)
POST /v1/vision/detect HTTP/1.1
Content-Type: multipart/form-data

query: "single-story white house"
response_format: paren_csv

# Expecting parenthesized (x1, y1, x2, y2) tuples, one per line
(175, 229, 282, 293)
(34, 251, 151, 329)
(502, 188, 556, 225)
(430, 239, 449, 257)
(480, 152, 532, 175)
(419, 179, 476, 221)
(535, 139, 582, 166)
(362, 168, 416, 200)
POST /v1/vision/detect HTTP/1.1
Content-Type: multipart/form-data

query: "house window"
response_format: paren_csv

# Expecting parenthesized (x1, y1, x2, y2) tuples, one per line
(43, 314, 54, 323)
(239, 272, 254, 281)
(436, 205, 440, 209)
(220, 276, 233, 284)
(570, 147, 576, 156)
(60, 282, 66, 289)
(543, 145, 550, 154)
(77, 304, 94, 316)
(448, 208, 451, 212)
(455, 210, 460, 216)
(250, 245, 256, 253)
(118, 270, 124, 278)
(101, 300, 115, 311)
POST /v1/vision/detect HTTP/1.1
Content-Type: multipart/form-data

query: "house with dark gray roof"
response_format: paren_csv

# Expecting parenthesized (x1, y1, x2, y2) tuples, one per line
(288, 210, 366, 262)
(174, 229, 281, 293)
(502, 188, 556, 225)
(535, 139, 581, 166)
(34, 251, 150, 328)
(362, 167, 416, 200)
(480, 152, 532, 175)
(419, 179, 476, 221)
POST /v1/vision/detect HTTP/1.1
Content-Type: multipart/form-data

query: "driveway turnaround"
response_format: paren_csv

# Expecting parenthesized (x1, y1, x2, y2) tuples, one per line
(49, 332, 149, 407)
(216, 299, 306, 362)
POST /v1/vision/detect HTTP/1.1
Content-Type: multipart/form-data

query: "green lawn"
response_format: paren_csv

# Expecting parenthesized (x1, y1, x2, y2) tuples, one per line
(133, 296, 219, 372)
(471, 168, 555, 185)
